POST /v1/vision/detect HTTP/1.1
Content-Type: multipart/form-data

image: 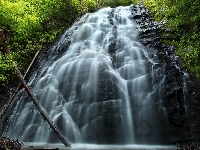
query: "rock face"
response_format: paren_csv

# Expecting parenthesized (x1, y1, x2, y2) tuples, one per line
(130, 4, 200, 144)
(0, 4, 200, 146)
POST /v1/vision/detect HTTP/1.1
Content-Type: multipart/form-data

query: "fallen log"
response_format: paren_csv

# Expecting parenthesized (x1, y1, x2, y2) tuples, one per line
(6, 50, 71, 147)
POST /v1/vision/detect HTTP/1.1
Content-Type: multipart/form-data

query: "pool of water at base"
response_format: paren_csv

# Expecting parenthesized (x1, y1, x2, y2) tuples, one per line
(22, 143, 179, 150)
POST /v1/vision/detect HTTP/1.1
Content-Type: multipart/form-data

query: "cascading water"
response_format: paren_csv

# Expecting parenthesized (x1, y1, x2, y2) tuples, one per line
(0, 5, 190, 147)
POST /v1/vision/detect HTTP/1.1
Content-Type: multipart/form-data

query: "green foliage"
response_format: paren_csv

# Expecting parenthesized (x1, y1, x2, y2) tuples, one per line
(0, 0, 73, 86)
(100, 0, 136, 8)
(82, 0, 97, 12)
(0, 53, 14, 85)
(0, 0, 41, 38)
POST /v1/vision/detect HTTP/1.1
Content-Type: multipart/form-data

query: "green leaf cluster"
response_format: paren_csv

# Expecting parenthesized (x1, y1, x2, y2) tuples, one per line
(0, 54, 14, 85)
(0, 0, 41, 39)
(99, 0, 136, 8)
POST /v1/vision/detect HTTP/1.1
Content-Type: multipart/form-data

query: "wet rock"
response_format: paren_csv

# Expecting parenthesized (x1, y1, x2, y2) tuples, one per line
(133, 15, 141, 20)
(130, 4, 200, 144)
(0, 137, 23, 149)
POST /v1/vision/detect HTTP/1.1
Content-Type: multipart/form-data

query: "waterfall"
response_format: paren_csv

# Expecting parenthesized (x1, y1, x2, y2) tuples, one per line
(0, 5, 189, 146)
